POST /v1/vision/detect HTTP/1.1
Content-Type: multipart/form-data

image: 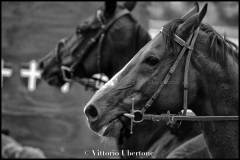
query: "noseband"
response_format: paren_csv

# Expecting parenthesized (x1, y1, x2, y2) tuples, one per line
(124, 26, 239, 134)
(57, 9, 132, 83)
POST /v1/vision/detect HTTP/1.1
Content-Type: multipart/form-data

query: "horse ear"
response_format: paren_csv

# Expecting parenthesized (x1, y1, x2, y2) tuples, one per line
(181, 2, 199, 20)
(104, 1, 117, 18)
(176, 3, 208, 40)
(123, 1, 137, 11)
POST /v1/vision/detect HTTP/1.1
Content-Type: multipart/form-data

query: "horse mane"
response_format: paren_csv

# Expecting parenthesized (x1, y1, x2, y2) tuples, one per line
(162, 19, 239, 67)
(200, 23, 238, 66)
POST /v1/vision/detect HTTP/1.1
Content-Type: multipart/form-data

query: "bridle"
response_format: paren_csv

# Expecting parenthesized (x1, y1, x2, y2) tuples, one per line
(123, 26, 239, 134)
(57, 8, 132, 83)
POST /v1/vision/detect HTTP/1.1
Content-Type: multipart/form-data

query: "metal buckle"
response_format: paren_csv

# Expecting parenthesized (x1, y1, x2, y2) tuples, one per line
(61, 66, 73, 82)
(166, 110, 176, 127)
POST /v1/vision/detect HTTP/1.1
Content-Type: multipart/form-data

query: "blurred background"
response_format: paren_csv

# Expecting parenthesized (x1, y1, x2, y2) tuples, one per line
(1, 1, 238, 158)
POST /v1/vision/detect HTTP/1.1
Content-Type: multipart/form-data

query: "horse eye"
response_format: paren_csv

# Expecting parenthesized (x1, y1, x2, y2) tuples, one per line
(144, 56, 160, 66)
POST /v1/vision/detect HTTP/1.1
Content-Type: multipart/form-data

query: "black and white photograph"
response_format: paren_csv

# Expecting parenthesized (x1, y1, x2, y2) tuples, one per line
(2, 1, 239, 159)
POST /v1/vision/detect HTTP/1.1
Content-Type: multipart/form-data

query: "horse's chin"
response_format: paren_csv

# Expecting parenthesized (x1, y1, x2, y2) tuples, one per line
(97, 119, 124, 138)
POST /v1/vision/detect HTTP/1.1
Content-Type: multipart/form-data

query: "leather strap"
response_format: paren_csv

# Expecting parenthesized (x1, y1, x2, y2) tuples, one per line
(182, 27, 200, 115)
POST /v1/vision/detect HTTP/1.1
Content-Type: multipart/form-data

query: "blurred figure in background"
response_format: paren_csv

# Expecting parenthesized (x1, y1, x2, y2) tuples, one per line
(2, 133, 45, 158)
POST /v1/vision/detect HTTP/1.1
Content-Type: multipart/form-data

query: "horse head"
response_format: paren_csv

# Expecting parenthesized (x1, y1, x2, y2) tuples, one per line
(83, 3, 207, 139)
(38, 1, 150, 88)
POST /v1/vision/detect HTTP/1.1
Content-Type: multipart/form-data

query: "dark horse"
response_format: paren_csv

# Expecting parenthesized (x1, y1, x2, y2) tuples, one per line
(38, 1, 150, 88)
(84, 3, 238, 158)
(39, 2, 210, 158)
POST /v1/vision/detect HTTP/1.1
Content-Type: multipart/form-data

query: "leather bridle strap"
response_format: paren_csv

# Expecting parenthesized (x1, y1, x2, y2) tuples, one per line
(97, 31, 105, 74)
(182, 27, 200, 115)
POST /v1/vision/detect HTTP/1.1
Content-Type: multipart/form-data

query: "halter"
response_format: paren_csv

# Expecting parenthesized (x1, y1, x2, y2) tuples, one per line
(57, 9, 132, 83)
(124, 26, 239, 134)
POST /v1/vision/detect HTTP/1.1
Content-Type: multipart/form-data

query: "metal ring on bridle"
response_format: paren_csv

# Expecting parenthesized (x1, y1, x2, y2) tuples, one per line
(61, 66, 73, 82)
(132, 110, 144, 123)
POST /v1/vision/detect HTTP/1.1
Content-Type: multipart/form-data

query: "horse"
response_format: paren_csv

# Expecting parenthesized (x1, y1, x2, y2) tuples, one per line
(38, 1, 150, 88)
(84, 3, 238, 158)
(2, 134, 45, 158)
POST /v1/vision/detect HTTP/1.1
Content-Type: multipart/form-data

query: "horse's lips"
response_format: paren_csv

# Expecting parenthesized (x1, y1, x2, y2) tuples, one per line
(98, 125, 108, 136)
(97, 119, 122, 137)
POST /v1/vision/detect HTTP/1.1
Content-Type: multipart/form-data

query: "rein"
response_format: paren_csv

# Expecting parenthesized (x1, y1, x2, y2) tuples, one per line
(123, 26, 239, 134)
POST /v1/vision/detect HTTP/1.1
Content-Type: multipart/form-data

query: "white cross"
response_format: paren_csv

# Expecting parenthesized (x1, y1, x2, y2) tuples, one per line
(1, 59, 13, 88)
(20, 60, 41, 92)
(61, 82, 70, 93)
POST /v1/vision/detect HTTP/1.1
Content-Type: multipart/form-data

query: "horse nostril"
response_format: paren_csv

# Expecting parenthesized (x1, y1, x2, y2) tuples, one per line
(85, 104, 99, 122)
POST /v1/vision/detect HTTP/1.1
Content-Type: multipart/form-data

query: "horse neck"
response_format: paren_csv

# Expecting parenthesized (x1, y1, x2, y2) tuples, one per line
(194, 50, 239, 158)
(103, 20, 151, 78)
(117, 122, 172, 158)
